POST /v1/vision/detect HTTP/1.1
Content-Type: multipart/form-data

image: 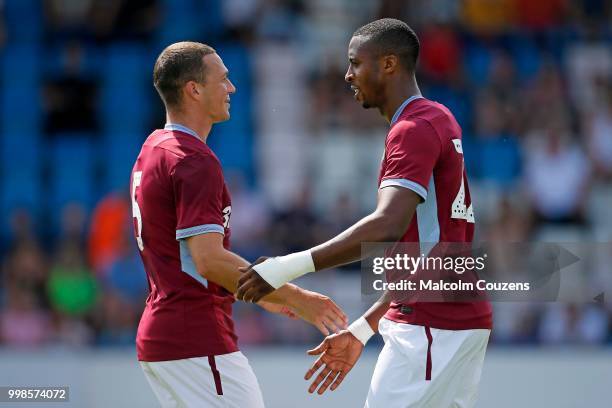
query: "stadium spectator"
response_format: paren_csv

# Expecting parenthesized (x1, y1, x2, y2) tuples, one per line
(221, 0, 259, 44)
(524, 124, 591, 224)
(1, 240, 48, 310)
(484, 197, 532, 242)
(325, 193, 360, 237)
(256, 0, 304, 42)
(268, 186, 326, 254)
(519, 63, 569, 135)
(419, 23, 462, 82)
(47, 241, 98, 317)
(308, 62, 381, 134)
(461, 0, 514, 35)
(0, 285, 51, 347)
(586, 79, 612, 180)
(488, 51, 518, 104)
(42, 42, 99, 136)
(225, 172, 273, 261)
(87, 192, 131, 276)
(1, 208, 48, 306)
(308, 63, 350, 132)
(93, 290, 138, 346)
(513, 0, 568, 31)
(43, 0, 95, 41)
(104, 230, 148, 308)
(89, 0, 160, 43)
(569, 0, 612, 27)
(58, 202, 88, 247)
(565, 32, 612, 112)
(378, 0, 460, 25)
(7, 209, 37, 245)
(538, 303, 609, 344)
(471, 90, 522, 187)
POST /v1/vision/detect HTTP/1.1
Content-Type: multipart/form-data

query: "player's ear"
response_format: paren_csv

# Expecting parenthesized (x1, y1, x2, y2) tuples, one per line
(382, 54, 398, 74)
(184, 80, 201, 101)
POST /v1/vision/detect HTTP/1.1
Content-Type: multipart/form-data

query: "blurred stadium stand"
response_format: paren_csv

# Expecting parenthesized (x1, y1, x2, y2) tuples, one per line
(0, 1, 611, 402)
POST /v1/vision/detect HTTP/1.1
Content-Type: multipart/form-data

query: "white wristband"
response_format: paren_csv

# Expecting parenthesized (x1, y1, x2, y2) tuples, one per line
(253, 250, 315, 289)
(348, 316, 375, 346)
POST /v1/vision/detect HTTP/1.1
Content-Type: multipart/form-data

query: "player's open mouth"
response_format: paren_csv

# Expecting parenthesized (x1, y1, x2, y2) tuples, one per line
(351, 86, 360, 99)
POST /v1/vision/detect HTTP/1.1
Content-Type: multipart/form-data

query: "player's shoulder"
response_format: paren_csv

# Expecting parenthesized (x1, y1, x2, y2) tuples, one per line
(145, 129, 219, 166)
(393, 98, 460, 140)
(390, 115, 435, 136)
(408, 98, 456, 125)
(388, 102, 439, 141)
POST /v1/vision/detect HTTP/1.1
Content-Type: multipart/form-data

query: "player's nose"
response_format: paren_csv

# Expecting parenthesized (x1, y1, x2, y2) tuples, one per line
(228, 79, 236, 94)
(344, 69, 352, 83)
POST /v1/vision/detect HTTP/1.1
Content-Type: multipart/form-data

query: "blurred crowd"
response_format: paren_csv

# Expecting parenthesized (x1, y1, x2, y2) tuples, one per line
(0, 0, 611, 348)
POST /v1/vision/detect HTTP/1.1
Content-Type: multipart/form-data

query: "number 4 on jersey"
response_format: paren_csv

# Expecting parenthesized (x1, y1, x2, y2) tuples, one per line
(450, 139, 474, 223)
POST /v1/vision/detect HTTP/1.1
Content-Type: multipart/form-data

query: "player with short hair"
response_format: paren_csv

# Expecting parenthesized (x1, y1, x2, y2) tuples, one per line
(131, 41, 347, 408)
(236, 19, 493, 407)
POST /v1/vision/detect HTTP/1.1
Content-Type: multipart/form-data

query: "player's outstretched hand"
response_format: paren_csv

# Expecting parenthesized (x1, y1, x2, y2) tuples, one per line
(236, 257, 275, 303)
(291, 289, 348, 336)
(305, 330, 363, 395)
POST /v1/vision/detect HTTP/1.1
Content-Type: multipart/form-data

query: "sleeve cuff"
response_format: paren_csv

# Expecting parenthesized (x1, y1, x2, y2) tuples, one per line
(379, 178, 427, 201)
(176, 224, 225, 240)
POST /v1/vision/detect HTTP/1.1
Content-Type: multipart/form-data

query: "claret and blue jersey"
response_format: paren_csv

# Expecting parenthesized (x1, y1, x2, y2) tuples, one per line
(131, 124, 237, 362)
(379, 96, 493, 330)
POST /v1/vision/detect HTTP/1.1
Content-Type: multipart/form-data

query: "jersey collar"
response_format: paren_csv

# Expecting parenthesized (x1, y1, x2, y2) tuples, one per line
(164, 123, 203, 142)
(390, 94, 423, 126)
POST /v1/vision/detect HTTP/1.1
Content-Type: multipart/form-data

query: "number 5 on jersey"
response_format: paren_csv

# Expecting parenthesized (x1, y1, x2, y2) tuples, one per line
(132, 171, 144, 251)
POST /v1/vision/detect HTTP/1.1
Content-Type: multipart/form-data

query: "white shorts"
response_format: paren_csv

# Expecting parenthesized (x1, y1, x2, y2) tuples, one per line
(365, 318, 490, 408)
(139, 351, 265, 408)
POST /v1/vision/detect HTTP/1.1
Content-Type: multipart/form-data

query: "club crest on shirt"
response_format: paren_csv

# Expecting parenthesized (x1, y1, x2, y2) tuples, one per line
(452, 139, 463, 154)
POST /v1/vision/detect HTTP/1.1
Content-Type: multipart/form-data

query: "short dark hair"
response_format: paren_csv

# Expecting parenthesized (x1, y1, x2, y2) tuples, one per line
(353, 18, 419, 71)
(153, 41, 216, 108)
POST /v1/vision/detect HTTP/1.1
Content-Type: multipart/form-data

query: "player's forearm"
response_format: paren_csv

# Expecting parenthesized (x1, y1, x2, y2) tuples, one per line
(347, 292, 390, 345)
(200, 249, 303, 306)
(251, 212, 404, 290)
(362, 292, 392, 333)
(249, 189, 419, 292)
(310, 212, 404, 271)
(197, 248, 247, 293)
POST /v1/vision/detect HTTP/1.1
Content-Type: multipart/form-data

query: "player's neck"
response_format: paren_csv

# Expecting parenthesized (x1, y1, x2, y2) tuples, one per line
(381, 76, 421, 125)
(165, 111, 212, 143)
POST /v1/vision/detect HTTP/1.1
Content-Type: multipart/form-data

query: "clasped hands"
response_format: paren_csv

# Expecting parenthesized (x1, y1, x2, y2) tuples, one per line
(237, 257, 363, 395)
